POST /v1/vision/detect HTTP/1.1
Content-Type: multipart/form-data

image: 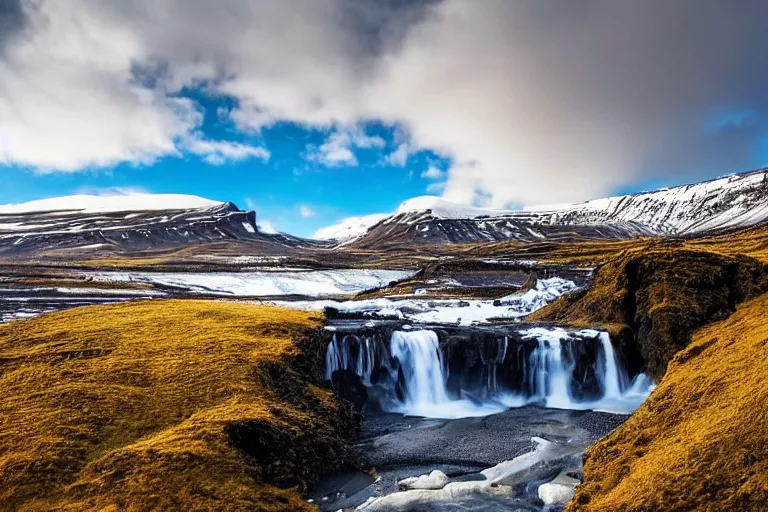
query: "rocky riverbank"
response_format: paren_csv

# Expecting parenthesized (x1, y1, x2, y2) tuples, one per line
(312, 407, 629, 511)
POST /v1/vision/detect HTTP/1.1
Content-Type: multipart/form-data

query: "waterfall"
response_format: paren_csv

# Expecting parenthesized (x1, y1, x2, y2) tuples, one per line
(324, 334, 344, 381)
(390, 330, 449, 407)
(597, 332, 626, 399)
(527, 338, 576, 408)
(324, 326, 654, 419)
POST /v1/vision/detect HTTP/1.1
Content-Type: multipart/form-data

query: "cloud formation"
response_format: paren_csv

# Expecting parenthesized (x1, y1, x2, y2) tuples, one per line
(308, 127, 385, 167)
(297, 204, 316, 218)
(2, 0, 768, 206)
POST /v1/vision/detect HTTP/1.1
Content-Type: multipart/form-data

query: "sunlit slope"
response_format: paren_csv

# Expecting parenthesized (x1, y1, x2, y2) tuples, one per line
(0, 301, 354, 512)
(530, 247, 768, 379)
(457, 224, 768, 267)
(569, 293, 768, 511)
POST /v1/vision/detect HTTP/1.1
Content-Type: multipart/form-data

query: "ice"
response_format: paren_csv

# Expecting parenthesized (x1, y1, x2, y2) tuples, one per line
(89, 269, 415, 297)
(278, 277, 579, 325)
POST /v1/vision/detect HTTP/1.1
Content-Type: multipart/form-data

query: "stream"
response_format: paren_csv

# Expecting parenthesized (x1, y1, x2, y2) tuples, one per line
(313, 322, 654, 511)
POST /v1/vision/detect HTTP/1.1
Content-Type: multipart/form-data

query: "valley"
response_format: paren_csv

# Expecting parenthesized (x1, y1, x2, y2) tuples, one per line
(1, 169, 767, 511)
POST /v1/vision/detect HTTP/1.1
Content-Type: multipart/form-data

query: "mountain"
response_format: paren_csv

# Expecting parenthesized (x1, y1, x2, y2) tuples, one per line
(322, 168, 768, 247)
(0, 193, 320, 257)
(312, 213, 389, 242)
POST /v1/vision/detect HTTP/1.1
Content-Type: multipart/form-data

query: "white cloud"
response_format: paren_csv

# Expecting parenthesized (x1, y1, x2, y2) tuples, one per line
(421, 166, 445, 179)
(298, 204, 315, 218)
(182, 135, 269, 166)
(257, 219, 278, 234)
(309, 131, 358, 167)
(2, 0, 768, 208)
(385, 143, 411, 166)
(426, 181, 446, 194)
(308, 126, 385, 167)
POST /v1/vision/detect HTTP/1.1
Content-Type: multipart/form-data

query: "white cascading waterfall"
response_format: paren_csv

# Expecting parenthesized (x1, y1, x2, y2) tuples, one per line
(596, 332, 626, 399)
(390, 330, 449, 407)
(324, 333, 345, 381)
(324, 327, 654, 419)
(527, 337, 576, 409)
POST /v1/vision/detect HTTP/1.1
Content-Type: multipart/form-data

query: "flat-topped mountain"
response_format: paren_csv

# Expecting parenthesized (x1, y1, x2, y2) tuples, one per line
(0, 193, 322, 257)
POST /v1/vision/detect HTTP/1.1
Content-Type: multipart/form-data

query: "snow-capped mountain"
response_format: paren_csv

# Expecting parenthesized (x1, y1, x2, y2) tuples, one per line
(0, 193, 319, 256)
(321, 168, 768, 246)
(312, 213, 389, 242)
(0, 193, 224, 215)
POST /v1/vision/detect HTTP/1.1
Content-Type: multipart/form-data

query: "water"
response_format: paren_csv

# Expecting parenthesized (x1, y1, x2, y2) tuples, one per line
(325, 327, 654, 419)
(390, 330, 449, 406)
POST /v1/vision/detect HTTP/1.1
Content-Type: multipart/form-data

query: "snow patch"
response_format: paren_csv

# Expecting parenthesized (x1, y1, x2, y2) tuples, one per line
(313, 213, 388, 241)
(89, 269, 414, 297)
(276, 277, 578, 325)
(0, 193, 223, 214)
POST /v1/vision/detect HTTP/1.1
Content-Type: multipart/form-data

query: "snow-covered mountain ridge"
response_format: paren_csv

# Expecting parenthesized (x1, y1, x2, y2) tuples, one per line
(0, 194, 223, 215)
(322, 169, 768, 245)
(0, 193, 328, 256)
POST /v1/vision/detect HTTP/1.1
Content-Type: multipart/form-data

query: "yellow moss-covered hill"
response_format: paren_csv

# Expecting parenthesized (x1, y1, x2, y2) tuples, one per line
(569, 292, 768, 511)
(0, 300, 355, 512)
(530, 248, 768, 379)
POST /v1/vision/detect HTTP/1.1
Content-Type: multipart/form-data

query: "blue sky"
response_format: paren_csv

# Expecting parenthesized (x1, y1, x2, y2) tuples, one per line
(0, 92, 451, 237)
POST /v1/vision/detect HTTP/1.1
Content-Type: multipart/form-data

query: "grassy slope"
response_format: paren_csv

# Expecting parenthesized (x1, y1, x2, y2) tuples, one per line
(569, 293, 768, 511)
(456, 224, 768, 266)
(529, 247, 768, 379)
(0, 300, 354, 512)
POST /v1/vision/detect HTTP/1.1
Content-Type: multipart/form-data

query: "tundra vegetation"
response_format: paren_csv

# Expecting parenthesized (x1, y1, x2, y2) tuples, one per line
(0, 301, 356, 512)
(1, 225, 767, 511)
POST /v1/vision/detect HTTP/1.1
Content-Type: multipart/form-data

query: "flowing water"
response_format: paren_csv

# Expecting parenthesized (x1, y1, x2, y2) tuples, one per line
(325, 326, 653, 419)
(318, 324, 655, 510)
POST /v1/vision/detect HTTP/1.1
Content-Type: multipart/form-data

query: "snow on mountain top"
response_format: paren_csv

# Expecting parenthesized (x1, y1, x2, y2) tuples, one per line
(523, 169, 768, 213)
(312, 168, 768, 242)
(396, 196, 511, 219)
(313, 213, 389, 240)
(0, 194, 224, 215)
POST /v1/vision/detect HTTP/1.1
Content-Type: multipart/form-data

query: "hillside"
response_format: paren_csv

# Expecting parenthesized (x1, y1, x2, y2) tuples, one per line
(569, 293, 768, 511)
(529, 246, 768, 379)
(0, 301, 356, 512)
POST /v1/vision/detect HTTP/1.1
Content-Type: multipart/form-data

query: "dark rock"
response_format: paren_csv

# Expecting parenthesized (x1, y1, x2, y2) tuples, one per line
(331, 369, 369, 412)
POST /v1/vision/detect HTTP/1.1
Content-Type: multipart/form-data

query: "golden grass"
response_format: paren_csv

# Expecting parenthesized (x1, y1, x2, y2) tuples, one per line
(455, 224, 768, 267)
(14, 277, 155, 290)
(0, 300, 353, 512)
(569, 292, 768, 511)
(530, 247, 768, 379)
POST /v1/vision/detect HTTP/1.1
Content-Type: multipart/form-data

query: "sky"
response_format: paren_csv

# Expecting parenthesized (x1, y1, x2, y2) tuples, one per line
(2, 0, 768, 237)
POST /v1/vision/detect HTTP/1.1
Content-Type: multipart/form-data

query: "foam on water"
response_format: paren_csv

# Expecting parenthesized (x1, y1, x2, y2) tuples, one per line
(325, 327, 655, 419)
